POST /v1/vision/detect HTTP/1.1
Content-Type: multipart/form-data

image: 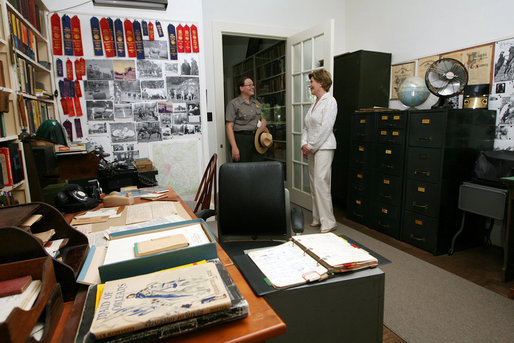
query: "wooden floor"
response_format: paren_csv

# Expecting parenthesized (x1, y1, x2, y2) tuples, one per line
(333, 205, 514, 343)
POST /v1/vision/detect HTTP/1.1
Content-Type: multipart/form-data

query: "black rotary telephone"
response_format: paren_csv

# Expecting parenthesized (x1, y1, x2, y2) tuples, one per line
(55, 184, 99, 213)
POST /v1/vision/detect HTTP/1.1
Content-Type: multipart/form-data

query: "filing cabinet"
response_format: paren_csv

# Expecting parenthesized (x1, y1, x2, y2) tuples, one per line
(401, 109, 495, 254)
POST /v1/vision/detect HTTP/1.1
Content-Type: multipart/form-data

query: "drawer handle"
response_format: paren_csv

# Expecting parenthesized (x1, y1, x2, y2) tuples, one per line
(382, 164, 394, 169)
(417, 136, 433, 141)
(414, 170, 431, 177)
(385, 139, 396, 143)
(378, 221, 390, 228)
(380, 193, 392, 199)
(410, 234, 426, 242)
(412, 201, 429, 209)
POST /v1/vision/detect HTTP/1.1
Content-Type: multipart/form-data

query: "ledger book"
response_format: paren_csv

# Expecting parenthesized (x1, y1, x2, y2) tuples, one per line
(247, 233, 378, 289)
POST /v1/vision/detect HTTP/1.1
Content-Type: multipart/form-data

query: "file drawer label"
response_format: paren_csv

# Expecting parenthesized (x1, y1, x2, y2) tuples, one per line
(360, 119, 366, 124)
(381, 115, 388, 120)
(415, 219, 423, 226)
(421, 118, 431, 124)
(417, 186, 426, 192)
(393, 115, 400, 120)
(383, 179, 390, 184)
(358, 146, 365, 151)
(381, 130, 387, 135)
(393, 131, 399, 136)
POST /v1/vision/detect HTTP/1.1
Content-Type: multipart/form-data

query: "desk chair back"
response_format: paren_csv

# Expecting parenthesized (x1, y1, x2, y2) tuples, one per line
(218, 161, 290, 242)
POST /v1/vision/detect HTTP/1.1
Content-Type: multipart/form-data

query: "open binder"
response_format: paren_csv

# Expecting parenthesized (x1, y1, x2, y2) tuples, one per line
(247, 233, 378, 289)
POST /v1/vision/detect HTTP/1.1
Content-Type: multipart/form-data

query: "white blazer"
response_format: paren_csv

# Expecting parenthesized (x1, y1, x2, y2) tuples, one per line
(301, 92, 337, 153)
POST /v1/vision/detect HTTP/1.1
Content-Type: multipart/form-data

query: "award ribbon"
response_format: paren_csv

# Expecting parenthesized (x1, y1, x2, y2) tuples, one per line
(66, 98, 75, 116)
(133, 21, 145, 59)
(79, 58, 86, 78)
(51, 13, 63, 55)
(68, 79, 76, 98)
(156, 21, 164, 37)
(90, 17, 103, 56)
(148, 22, 155, 41)
(66, 59, 74, 80)
(71, 16, 84, 56)
(184, 25, 191, 53)
(176, 24, 184, 53)
(62, 15, 74, 56)
(100, 18, 115, 57)
(74, 98, 83, 117)
(63, 119, 73, 140)
(142, 20, 148, 36)
(58, 80, 64, 98)
(167, 24, 178, 60)
(74, 118, 83, 138)
(107, 18, 116, 55)
(74, 59, 81, 80)
(74, 80, 82, 97)
(114, 19, 126, 57)
(56, 58, 63, 77)
(191, 25, 199, 53)
(124, 19, 136, 58)
(60, 98, 69, 115)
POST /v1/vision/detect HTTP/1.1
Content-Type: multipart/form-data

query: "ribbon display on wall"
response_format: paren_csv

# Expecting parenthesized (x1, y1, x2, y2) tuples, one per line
(107, 18, 116, 55)
(90, 17, 103, 56)
(66, 59, 73, 80)
(133, 21, 145, 59)
(74, 98, 83, 117)
(142, 21, 148, 36)
(184, 25, 191, 53)
(124, 20, 136, 58)
(100, 18, 115, 57)
(51, 13, 63, 55)
(71, 16, 84, 56)
(167, 24, 178, 60)
(156, 21, 164, 37)
(114, 19, 126, 57)
(176, 24, 184, 53)
(74, 118, 83, 138)
(74, 80, 82, 97)
(63, 119, 73, 140)
(56, 58, 63, 77)
(148, 22, 155, 41)
(62, 15, 74, 56)
(191, 25, 199, 53)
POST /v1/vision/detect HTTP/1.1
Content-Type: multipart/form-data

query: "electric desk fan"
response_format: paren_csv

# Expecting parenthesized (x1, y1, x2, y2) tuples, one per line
(425, 58, 468, 108)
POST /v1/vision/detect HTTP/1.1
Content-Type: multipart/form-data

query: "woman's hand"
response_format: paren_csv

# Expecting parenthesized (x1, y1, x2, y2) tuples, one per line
(301, 144, 311, 158)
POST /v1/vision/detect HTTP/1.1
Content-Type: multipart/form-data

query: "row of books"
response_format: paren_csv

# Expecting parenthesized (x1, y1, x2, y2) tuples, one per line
(0, 143, 24, 188)
(256, 74, 285, 95)
(25, 99, 50, 134)
(7, 10, 39, 62)
(256, 58, 285, 80)
(7, 0, 43, 34)
(15, 56, 36, 95)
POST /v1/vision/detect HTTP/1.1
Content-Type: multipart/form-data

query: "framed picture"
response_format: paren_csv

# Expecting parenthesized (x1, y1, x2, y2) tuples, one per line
(441, 43, 494, 85)
(390, 62, 415, 100)
(416, 55, 439, 80)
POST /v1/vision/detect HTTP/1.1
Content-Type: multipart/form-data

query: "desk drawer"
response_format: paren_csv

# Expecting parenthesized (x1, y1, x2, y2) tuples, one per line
(406, 147, 442, 182)
(375, 174, 403, 204)
(377, 128, 406, 145)
(408, 111, 445, 148)
(376, 144, 405, 176)
(349, 143, 376, 169)
(404, 179, 440, 217)
(402, 211, 437, 253)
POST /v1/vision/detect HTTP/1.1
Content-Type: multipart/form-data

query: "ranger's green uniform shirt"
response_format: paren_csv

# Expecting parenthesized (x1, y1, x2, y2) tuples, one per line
(226, 96, 262, 131)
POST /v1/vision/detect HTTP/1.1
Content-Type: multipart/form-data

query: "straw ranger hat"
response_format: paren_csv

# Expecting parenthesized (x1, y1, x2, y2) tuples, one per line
(254, 126, 273, 154)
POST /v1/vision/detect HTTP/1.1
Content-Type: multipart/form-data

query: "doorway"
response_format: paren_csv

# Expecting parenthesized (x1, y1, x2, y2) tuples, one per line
(222, 35, 286, 174)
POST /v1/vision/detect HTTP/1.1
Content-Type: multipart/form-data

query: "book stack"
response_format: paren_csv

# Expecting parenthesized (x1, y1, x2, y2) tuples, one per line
(74, 259, 249, 342)
(0, 143, 24, 187)
(54, 142, 93, 155)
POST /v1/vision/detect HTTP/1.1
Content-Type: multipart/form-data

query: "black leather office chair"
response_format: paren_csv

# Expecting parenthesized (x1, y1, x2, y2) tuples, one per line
(217, 161, 303, 243)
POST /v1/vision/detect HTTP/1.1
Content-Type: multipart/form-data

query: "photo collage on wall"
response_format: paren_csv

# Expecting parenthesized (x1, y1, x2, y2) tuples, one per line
(490, 38, 514, 150)
(51, 13, 201, 163)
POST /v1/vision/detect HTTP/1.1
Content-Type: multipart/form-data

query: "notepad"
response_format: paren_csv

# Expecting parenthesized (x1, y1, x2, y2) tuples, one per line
(134, 233, 189, 257)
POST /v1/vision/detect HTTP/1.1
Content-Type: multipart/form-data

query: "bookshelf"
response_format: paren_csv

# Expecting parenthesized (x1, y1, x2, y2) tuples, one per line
(232, 41, 286, 174)
(0, 0, 56, 204)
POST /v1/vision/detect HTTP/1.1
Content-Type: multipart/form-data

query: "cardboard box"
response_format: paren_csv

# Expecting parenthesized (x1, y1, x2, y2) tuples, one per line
(134, 158, 154, 172)
(98, 218, 217, 282)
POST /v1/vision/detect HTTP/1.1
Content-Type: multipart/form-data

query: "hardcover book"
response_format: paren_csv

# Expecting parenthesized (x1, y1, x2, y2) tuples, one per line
(75, 259, 248, 342)
(247, 233, 379, 289)
(88, 261, 232, 340)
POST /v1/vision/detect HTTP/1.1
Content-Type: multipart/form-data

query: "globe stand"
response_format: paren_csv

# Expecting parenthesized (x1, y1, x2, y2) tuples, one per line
(431, 96, 452, 109)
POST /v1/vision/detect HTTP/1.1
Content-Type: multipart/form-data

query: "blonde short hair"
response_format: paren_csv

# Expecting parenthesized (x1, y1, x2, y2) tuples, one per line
(308, 69, 333, 92)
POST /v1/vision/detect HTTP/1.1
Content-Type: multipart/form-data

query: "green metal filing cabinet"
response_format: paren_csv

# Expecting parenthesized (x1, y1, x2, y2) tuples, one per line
(347, 108, 495, 255)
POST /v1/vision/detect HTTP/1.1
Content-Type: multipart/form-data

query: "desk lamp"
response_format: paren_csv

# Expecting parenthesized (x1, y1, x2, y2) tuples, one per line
(35, 120, 70, 146)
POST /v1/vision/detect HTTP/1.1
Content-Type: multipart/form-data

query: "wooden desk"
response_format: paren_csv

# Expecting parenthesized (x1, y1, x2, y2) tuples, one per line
(53, 188, 286, 342)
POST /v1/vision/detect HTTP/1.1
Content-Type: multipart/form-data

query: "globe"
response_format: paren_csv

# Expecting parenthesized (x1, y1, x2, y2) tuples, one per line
(398, 76, 430, 107)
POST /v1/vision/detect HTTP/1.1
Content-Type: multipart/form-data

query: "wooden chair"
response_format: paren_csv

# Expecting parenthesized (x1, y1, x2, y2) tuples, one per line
(192, 153, 217, 220)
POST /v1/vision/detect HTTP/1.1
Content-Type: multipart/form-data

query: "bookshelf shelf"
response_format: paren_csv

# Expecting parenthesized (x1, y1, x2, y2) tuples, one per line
(0, 0, 56, 205)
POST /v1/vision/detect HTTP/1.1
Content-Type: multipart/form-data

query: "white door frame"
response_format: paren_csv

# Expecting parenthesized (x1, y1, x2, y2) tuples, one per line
(211, 22, 297, 166)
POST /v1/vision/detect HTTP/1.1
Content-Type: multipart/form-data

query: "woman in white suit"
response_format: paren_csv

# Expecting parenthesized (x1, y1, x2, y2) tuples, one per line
(301, 69, 337, 233)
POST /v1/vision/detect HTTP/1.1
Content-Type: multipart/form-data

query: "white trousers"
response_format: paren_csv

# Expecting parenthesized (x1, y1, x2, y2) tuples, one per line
(308, 149, 336, 230)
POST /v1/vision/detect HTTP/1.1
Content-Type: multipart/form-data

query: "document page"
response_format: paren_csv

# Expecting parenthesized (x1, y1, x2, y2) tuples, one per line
(125, 202, 178, 224)
(247, 242, 328, 289)
(292, 233, 377, 268)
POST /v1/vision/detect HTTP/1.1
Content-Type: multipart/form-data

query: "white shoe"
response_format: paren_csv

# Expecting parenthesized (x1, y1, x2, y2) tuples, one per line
(320, 227, 336, 233)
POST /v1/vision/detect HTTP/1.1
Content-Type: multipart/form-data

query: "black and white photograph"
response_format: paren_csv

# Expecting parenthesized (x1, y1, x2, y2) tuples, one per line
(171, 124, 185, 135)
(161, 127, 172, 140)
(188, 114, 200, 124)
(114, 104, 133, 119)
(86, 60, 114, 80)
(143, 40, 169, 60)
(173, 112, 188, 124)
(494, 38, 514, 82)
(113, 60, 137, 81)
(112, 144, 124, 152)
(110, 122, 137, 143)
(88, 122, 108, 135)
(185, 124, 196, 134)
(141, 80, 167, 100)
(86, 100, 114, 121)
(496, 83, 506, 94)
(173, 102, 187, 113)
(166, 76, 200, 101)
(158, 101, 173, 114)
(137, 60, 163, 78)
(84, 80, 114, 100)
(114, 80, 141, 103)
(187, 102, 200, 116)
(137, 121, 162, 142)
(180, 57, 199, 76)
(498, 97, 514, 124)
(496, 124, 514, 140)
(133, 102, 158, 121)
(164, 62, 179, 76)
